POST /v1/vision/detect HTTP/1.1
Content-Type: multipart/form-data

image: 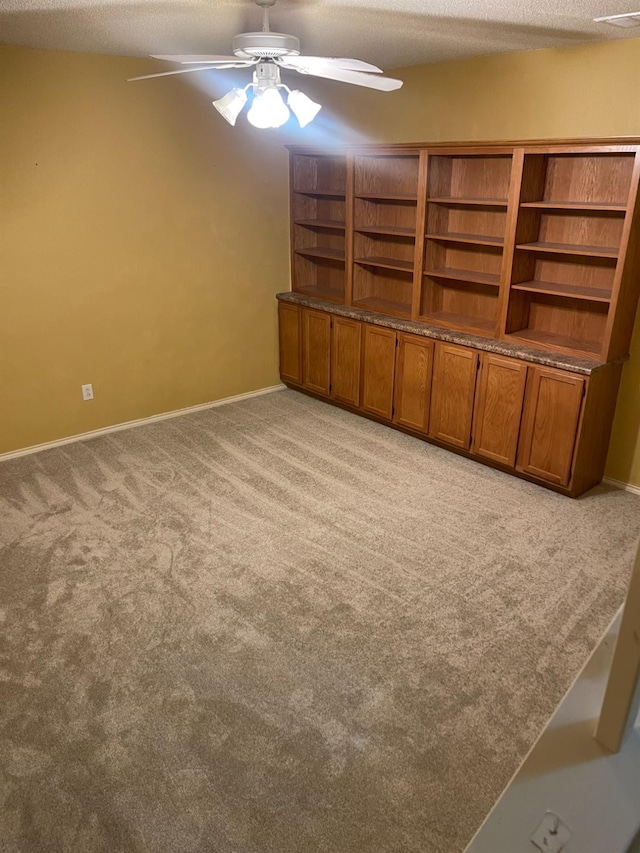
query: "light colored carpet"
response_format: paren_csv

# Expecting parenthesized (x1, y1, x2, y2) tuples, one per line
(1, 388, 639, 853)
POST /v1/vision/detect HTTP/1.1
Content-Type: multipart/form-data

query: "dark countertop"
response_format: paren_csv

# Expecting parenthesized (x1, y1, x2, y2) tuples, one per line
(276, 291, 608, 376)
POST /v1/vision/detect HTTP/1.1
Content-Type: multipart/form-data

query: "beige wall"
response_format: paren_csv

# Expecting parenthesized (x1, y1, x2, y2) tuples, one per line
(0, 44, 291, 454)
(323, 37, 640, 487)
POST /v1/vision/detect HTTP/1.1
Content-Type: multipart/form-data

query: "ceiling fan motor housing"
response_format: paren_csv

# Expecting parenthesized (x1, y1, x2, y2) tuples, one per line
(232, 32, 301, 59)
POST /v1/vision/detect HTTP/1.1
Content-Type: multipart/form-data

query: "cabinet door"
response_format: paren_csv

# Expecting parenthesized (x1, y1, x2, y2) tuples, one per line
(471, 353, 527, 467)
(361, 324, 397, 420)
(302, 308, 331, 396)
(516, 366, 585, 486)
(278, 302, 302, 385)
(428, 342, 479, 449)
(393, 333, 434, 433)
(331, 317, 362, 407)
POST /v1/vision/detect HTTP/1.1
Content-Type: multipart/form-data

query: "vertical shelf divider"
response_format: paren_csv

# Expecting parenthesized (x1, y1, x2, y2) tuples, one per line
(288, 152, 297, 304)
(344, 153, 355, 307)
(498, 147, 526, 339)
(411, 150, 429, 321)
(602, 146, 640, 361)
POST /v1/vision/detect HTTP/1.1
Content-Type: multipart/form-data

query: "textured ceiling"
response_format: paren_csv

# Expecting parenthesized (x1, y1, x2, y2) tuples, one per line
(0, 0, 639, 69)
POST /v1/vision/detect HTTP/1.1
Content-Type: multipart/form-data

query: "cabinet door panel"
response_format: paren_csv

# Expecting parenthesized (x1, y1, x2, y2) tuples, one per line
(517, 366, 585, 486)
(331, 317, 362, 407)
(393, 334, 434, 433)
(428, 342, 479, 449)
(302, 308, 331, 396)
(278, 303, 302, 385)
(472, 353, 527, 467)
(362, 324, 397, 420)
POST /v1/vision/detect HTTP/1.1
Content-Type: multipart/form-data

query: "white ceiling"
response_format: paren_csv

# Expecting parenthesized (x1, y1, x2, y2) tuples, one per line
(1, 0, 639, 69)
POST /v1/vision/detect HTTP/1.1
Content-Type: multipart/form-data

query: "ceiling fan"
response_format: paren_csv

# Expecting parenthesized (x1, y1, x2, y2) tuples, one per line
(128, 0, 402, 129)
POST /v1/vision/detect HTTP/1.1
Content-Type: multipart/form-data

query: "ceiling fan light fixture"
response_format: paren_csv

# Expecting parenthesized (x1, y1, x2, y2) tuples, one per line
(212, 87, 248, 125)
(131, 0, 403, 127)
(287, 89, 321, 127)
(247, 87, 290, 128)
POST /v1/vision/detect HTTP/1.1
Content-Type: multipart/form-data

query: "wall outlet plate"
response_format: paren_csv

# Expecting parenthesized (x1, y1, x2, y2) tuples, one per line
(531, 811, 571, 852)
(81, 383, 94, 401)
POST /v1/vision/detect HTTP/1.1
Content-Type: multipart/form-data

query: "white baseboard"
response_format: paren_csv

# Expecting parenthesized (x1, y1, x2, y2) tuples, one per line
(0, 384, 285, 463)
(602, 477, 640, 497)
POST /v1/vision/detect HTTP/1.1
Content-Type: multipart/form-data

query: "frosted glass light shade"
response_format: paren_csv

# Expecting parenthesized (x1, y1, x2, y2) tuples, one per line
(212, 88, 248, 126)
(287, 90, 321, 127)
(247, 88, 290, 129)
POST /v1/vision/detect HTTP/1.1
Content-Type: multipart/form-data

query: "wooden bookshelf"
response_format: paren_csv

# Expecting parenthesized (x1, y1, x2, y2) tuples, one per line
(287, 141, 640, 362)
(350, 153, 421, 312)
(290, 153, 348, 303)
(282, 139, 640, 497)
(503, 149, 638, 359)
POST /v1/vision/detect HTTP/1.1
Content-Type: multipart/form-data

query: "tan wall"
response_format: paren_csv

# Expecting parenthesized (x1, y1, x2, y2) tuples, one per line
(324, 37, 640, 487)
(0, 44, 291, 454)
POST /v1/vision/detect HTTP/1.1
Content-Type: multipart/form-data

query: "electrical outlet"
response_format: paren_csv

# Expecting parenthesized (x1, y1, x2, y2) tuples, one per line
(531, 811, 571, 852)
(81, 384, 94, 401)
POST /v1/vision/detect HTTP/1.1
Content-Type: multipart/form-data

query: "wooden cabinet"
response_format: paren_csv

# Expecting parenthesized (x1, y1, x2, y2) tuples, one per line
(428, 342, 479, 449)
(331, 317, 362, 406)
(472, 353, 527, 467)
(278, 302, 302, 386)
(516, 366, 585, 486)
(277, 300, 616, 496)
(362, 324, 397, 420)
(281, 139, 640, 496)
(393, 333, 433, 433)
(302, 308, 331, 396)
(299, 309, 361, 404)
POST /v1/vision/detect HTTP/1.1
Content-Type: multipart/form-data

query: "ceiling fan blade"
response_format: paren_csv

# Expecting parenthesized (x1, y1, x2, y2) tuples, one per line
(127, 65, 240, 82)
(278, 56, 382, 74)
(279, 63, 403, 91)
(150, 54, 256, 65)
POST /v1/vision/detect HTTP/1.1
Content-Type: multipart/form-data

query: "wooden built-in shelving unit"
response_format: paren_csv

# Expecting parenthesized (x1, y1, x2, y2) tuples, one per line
(281, 139, 640, 496)
(288, 141, 640, 363)
(350, 152, 420, 319)
(290, 153, 348, 303)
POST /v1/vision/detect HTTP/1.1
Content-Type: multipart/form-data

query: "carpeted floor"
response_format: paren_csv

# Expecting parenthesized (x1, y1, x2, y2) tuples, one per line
(1, 388, 639, 853)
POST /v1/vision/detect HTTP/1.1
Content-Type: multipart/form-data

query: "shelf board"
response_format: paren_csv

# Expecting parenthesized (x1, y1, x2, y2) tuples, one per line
(355, 224, 416, 238)
(511, 280, 612, 303)
(420, 311, 496, 335)
(295, 247, 346, 263)
(354, 256, 414, 273)
(294, 188, 346, 198)
(355, 193, 418, 203)
(428, 196, 509, 207)
(426, 231, 504, 247)
(516, 241, 618, 259)
(294, 218, 345, 231)
(294, 284, 344, 303)
(520, 200, 627, 213)
(352, 296, 412, 318)
(507, 329, 602, 358)
(425, 267, 501, 286)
